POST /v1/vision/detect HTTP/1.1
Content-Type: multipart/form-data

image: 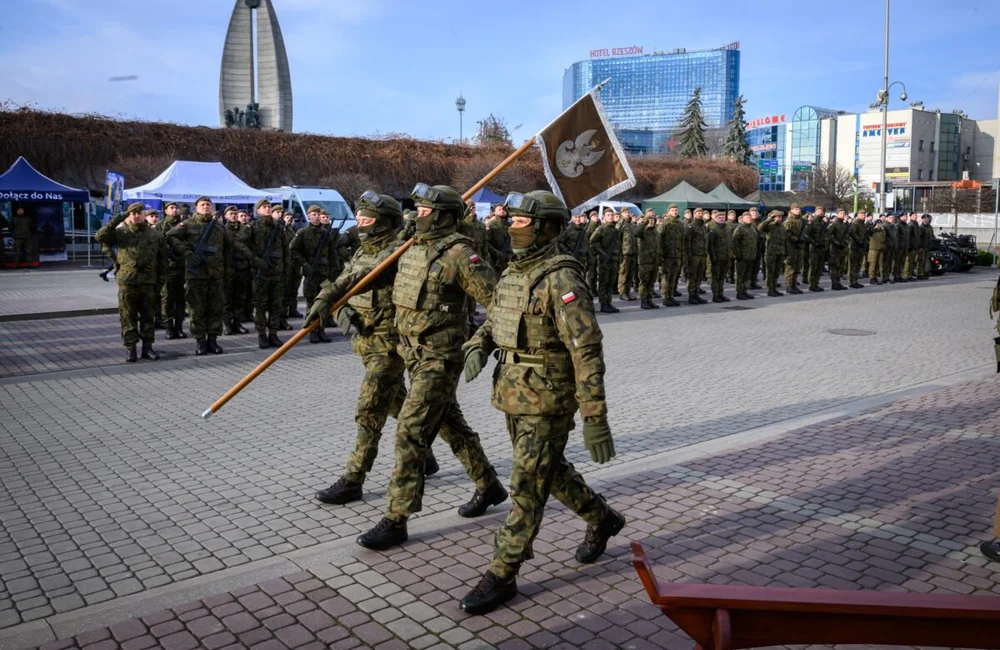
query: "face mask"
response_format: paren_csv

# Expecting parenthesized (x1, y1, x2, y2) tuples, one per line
(509, 220, 536, 254)
(415, 211, 435, 234)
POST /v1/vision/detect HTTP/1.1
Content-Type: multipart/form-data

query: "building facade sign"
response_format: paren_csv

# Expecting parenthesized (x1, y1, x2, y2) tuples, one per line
(747, 114, 786, 130)
(589, 46, 644, 58)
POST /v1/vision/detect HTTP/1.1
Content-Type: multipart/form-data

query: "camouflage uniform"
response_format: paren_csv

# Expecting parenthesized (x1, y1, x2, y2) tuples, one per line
(827, 215, 849, 290)
(96, 211, 167, 348)
(806, 214, 828, 290)
(848, 217, 868, 287)
(732, 220, 758, 298)
(758, 214, 786, 294)
(246, 215, 288, 338)
(918, 219, 934, 279)
(584, 218, 599, 296)
(290, 221, 339, 336)
(224, 218, 254, 330)
(868, 223, 887, 283)
(657, 214, 684, 304)
(165, 212, 231, 345)
(590, 221, 619, 308)
(684, 216, 708, 301)
(459, 211, 489, 327)
(783, 211, 806, 291)
(156, 211, 187, 334)
(882, 219, 898, 281)
(905, 219, 920, 279)
(617, 218, 637, 298)
(634, 218, 659, 305)
(707, 220, 732, 301)
(283, 220, 303, 318)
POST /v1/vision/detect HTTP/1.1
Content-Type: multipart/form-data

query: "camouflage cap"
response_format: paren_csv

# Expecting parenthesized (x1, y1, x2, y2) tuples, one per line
(307, 204, 322, 214)
(146, 209, 160, 217)
(668, 204, 678, 210)
(254, 198, 270, 211)
(224, 205, 237, 215)
(126, 201, 145, 214)
(769, 210, 783, 217)
(164, 202, 178, 209)
(320, 209, 330, 216)
(790, 203, 800, 210)
(195, 196, 212, 205)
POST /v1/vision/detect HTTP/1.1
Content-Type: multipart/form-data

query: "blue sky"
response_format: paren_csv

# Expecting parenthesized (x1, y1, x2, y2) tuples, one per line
(2, 0, 998, 142)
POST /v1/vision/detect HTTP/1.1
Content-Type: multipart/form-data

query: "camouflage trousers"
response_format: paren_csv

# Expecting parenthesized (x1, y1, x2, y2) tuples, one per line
(868, 250, 885, 281)
(686, 255, 706, 297)
(617, 254, 636, 296)
(489, 413, 608, 580)
(253, 276, 283, 334)
(224, 268, 249, 325)
(784, 248, 802, 288)
(735, 259, 754, 295)
(596, 257, 616, 305)
(848, 246, 865, 284)
(660, 258, 681, 299)
(586, 253, 598, 297)
(905, 250, 919, 278)
(808, 249, 825, 289)
(161, 273, 186, 324)
(187, 278, 224, 341)
(893, 249, 908, 280)
(828, 247, 846, 287)
(764, 254, 783, 291)
(710, 257, 730, 299)
(385, 338, 497, 521)
(883, 247, 896, 281)
(117, 284, 157, 347)
(285, 264, 302, 315)
(344, 332, 407, 484)
(637, 262, 658, 301)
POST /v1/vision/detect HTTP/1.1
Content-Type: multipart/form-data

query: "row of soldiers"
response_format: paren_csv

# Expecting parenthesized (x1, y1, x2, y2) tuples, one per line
(95, 198, 363, 361)
(553, 204, 936, 311)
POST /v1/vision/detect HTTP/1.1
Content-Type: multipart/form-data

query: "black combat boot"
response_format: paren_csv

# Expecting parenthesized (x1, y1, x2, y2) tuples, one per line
(712, 295, 724, 303)
(279, 318, 293, 331)
(696, 295, 709, 304)
(646, 299, 659, 309)
(317, 328, 332, 343)
(719, 295, 730, 302)
(315, 477, 363, 505)
(750, 283, 762, 290)
(981, 539, 1000, 563)
(458, 480, 508, 518)
(288, 305, 304, 318)
(736, 293, 748, 300)
(258, 332, 269, 349)
(207, 337, 224, 354)
(459, 571, 518, 615)
(233, 320, 249, 334)
(663, 298, 679, 307)
(175, 322, 188, 339)
(308, 329, 320, 344)
(140, 344, 159, 360)
(688, 296, 701, 305)
(425, 452, 440, 477)
(154, 316, 165, 329)
(165, 321, 179, 340)
(767, 290, 780, 297)
(357, 517, 408, 550)
(125, 345, 137, 363)
(195, 340, 208, 356)
(809, 286, 824, 292)
(640, 299, 652, 310)
(575, 509, 626, 564)
(788, 286, 804, 295)
(599, 303, 619, 314)
(98, 269, 110, 282)
(224, 322, 236, 336)
(268, 331, 283, 347)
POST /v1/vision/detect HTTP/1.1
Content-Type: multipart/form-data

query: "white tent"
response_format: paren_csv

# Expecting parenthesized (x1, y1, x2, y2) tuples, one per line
(124, 161, 278, 204)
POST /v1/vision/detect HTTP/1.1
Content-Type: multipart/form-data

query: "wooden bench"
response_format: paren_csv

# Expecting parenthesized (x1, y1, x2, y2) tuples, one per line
(631, 542, 1000, 650)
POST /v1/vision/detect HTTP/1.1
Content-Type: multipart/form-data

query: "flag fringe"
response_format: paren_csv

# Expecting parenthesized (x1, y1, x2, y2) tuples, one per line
(574, 90, 636, 212)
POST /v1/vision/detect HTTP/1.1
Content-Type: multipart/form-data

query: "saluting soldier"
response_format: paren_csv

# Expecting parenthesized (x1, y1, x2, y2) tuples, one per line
(96, 202, 167, 362)
(868, 218, 887, 285)
(847, 212, 868, 289)
(157, 202, 188, 339)
(460, 190, 624, 615)
(783, 204, 806, 294)
(635, 210, 660, 309)
(758, 210, 786, 297)
(166, 197, 231, 355)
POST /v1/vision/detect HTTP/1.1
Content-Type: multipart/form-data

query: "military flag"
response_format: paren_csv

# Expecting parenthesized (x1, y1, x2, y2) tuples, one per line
(535, 82, 635, 211)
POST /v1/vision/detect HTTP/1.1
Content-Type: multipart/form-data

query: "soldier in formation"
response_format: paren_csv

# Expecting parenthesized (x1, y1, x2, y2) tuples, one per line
(758, 210, 786, 297)
(783, 203, 806, 294)
(707, 210, 732, 303)
(290, 205, 339, 344)
(247, 199, 288, 349)
(684, 207, 709, 304)
(658, 204, 684, 307)
(731, 211, 758, 300)
(459, 190, 624, 614)
(96, 202, 167, 362)
(635, 209, 660, 309)
(591, 208, 620, 313)
(222, 206, 253, 335)
(805, 207, 827, 292)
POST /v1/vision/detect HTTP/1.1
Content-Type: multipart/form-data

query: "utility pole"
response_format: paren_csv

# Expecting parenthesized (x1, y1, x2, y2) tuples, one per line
(878, 0, 890, 214)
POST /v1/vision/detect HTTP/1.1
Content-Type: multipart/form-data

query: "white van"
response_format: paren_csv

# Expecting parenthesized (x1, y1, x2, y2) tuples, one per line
(575, 200, 642, 218)
(262, 186, 356, 231)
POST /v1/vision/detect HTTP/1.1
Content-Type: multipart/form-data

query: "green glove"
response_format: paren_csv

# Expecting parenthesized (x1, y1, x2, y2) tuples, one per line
(582, 418, 615, 464)
(462, 344, 488, 383)
(304, 295, 332, 328)
(336, 305, 357, 335)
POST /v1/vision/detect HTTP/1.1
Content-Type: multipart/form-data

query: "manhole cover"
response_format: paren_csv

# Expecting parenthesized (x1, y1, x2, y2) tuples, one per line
(828, 328, 876, 336)
(720, 305, 754, 311)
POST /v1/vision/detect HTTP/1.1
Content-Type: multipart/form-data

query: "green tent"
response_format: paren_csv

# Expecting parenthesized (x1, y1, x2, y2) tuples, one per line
(707, 183, 756, 210)
(643, 181, 728, 214)
(744, 190, 799, 210)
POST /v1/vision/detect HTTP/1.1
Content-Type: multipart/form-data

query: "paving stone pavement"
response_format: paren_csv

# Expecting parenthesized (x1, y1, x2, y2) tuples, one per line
(0, 271, 121, 318)
(0, 270, 998, 649)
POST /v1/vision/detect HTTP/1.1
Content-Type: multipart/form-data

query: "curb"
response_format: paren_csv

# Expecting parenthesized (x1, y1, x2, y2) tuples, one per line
(0, 307, 119, 323)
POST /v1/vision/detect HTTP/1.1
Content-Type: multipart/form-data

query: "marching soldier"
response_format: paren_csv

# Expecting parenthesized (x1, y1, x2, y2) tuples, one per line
(157, 202, 188, 339)
(222, 206, 253, 335)
(166, 197, 231, 356)
(290, 205, 339, 344)
(827, 208, 849, 291)
(590, 208, 619, 313)
(311, 192, 439, 505)
(658, 205, 683, 307)
(783, 203, 806, 294)
(308, 184, 507, 551)
(684, 208, 709, 304)
(96, 202, 167, 362)
(460, 190, 624, 615)
(247, 199, 288, 349)
(707, 210, 732, 303)
(758, 210, 786, 297)
(848, 212, 868, 289)
(805, 207, 827, 292)
(635, 210, 660, 309)
(732, 212, 758, 300)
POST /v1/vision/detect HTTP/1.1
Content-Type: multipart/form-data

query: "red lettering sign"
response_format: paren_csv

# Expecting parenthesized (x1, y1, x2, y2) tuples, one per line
(746, 114, 786, 130)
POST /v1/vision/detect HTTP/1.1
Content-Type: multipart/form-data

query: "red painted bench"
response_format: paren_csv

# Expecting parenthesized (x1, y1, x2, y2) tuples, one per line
(631, 542, 1000, 650)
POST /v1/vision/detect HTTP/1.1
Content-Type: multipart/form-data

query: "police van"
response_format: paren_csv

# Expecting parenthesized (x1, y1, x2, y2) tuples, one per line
(262, 186, 356, 231)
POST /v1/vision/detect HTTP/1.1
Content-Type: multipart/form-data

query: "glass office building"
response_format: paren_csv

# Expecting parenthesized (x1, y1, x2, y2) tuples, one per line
(747, 122, 787, 191)
(789, 106, 840, 190)
(563, 43, 740, 154)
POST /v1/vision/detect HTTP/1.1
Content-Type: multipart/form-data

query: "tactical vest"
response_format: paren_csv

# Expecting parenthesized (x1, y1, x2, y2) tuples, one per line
(347, 243, 393, 316)
(491, 254, 578, 352)
(392, 232, 469, 313)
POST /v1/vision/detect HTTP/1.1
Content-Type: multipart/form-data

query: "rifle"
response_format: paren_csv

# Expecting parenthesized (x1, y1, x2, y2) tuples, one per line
(305, 228, 330, 284)
(186, 215, 219, 277)
(837, 220, 851, 248)
(255, 219, 282, 283)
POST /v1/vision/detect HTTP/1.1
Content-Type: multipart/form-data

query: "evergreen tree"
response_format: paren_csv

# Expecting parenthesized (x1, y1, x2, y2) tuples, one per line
(677, 88, 708, 158)
(722, 95, 750, 165)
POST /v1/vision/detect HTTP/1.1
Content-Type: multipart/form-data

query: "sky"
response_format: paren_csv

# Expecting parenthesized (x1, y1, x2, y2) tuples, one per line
(2, 0, 999, 142)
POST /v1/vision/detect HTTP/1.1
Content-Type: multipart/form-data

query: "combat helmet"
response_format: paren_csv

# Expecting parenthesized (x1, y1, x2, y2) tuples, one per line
(356, 190, 402, 237)
(503, 190, 570, 252)
(410, 183, 464, 231)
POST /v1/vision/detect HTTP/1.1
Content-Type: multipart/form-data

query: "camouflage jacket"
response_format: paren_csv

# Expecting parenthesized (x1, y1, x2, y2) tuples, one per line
(165, 214, 231, 281)
(634, 219, 659, 266)
(290, 223, 339, 283)
(868, 226, 886, 251)
(96, 213, 167, 287)
(732, 222, 758, 261)
(245, 216, 288, 278)
(758, 216, 786, 256)
(619, 220, 637, 255)
(828, 218, 849, 250)
(589, 223, 618, 262)
(657, 218, 684, 260)
(469, 243, 607, 419)
(883, 222, 899, 249)
(684, 218, 708, 257)
(848, 218, 868, 249)
(557, 222, 590, 262)
(919, 223, 934, 249)
(806, 216, 828, 250)
(707, 221, 732, 263)
(783, 215, 805, 250)
(226, 221, 255, 269)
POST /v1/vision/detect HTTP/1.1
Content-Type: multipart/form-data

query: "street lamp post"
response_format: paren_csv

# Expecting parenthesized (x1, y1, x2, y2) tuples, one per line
(877, 0, 907, 214)
(456, 94, 466, 143)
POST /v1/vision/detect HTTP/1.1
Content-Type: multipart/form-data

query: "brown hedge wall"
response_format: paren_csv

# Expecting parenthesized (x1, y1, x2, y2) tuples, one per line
(0, 106, 758, 203)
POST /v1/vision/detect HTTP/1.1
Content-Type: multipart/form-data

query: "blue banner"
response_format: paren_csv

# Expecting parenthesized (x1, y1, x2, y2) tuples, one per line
(105, 170, 124, 214)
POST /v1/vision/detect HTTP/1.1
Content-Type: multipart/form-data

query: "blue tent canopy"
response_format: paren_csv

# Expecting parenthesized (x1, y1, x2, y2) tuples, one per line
(0, 157, 89, 203)
(468, 187, 505, 204)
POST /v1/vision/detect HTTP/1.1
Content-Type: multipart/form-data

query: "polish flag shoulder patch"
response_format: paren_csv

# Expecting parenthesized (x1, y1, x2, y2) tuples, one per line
(468, 253, 480, 263)
(561, 291, 577, 304)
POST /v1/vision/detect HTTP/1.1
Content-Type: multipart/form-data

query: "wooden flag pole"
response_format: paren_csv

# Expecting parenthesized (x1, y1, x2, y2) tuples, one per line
(201, 138, 537, 420)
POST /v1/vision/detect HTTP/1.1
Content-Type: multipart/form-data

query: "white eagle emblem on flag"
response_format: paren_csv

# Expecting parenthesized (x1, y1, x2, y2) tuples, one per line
(555, 130, 605, 179)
